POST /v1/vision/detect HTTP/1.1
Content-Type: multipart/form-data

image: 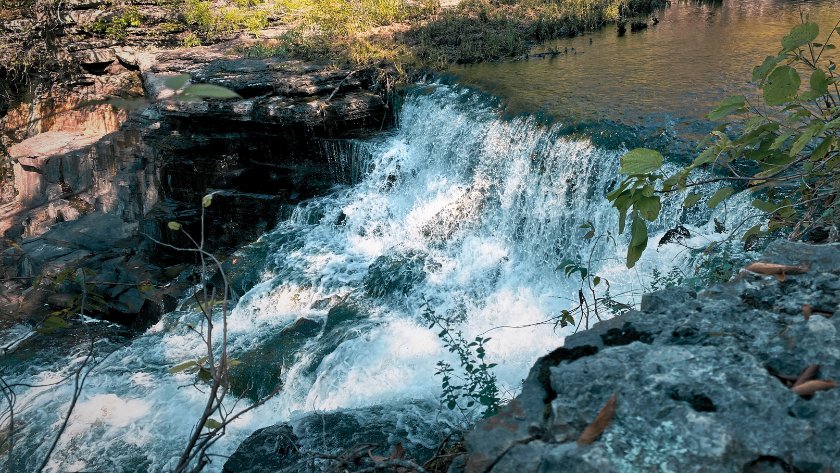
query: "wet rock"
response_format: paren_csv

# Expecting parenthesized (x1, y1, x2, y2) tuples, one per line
(458, 241, 840, 473)
(229, 317, 323, 401)
(224, 401, 452, 473)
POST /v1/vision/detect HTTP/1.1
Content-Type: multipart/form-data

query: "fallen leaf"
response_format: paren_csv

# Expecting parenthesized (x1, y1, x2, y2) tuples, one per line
(803, 304, 812, 321)
(577, 393, 617, 446)
(793, 364, 819, 387)
(390, 443, 405, 460)
(791, 379, 837, 396)
(744, 262, 808, 281)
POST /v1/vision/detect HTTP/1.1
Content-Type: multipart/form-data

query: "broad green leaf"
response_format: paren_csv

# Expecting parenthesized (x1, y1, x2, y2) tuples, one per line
(690, 147, 717, 167)
(164, 74, 190, 90)
(751, 199, 780, 213)
(202, 194, 213, 208)
(169, 360, 198, 374)
(182, 83, 242, 99)
(810, 136, 834, 162)
(781, 22, 819, 51)
(752, 55, 782, 82)
(809, 69, 828, 95)
(789, 125, 820, 157)
(742, 224, 764, 241)
(636, 195, 661, 221)
(763, 66, 801, 106)
(683, 193, 702, 208)
(204, 418, 223, 430)
(707, 186, 734, 209)
(626, 213, 648, 269)
(630, 212, 648, 247)
(619, 148, 664, 175)
(708, 95, 746, 121)
(770, 130, 794, 150)
(168, 221, 182, 231)
(626, 243, 645, 269)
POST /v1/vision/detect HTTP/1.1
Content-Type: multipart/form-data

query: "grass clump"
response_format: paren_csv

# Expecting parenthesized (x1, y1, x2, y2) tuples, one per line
(408, 0, 666, 65)
(90, 6, 144, 40)
(181, 0, 270, 41)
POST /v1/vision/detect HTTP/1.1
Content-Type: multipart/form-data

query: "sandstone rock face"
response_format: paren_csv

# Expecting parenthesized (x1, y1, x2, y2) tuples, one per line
(457, 241, 840, 473)
(0, 15, 390, 329)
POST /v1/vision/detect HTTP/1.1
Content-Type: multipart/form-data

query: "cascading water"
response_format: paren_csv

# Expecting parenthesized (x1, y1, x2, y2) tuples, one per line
(1, 84, 755, 472)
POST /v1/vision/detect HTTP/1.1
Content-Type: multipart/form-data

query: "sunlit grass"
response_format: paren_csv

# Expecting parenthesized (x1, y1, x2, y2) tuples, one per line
(180, 0, 665, 69)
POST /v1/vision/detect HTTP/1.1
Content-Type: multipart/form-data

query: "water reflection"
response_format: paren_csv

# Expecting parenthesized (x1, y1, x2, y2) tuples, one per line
(452, 0, 840, 144)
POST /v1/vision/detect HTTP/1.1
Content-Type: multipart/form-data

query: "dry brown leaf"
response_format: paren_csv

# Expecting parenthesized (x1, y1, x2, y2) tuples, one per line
(368, 450, 388, 462)
(803, 304, 812, 321)
(791, 379, 837, 396)
(577, 393, 617, 446)
(744, 262, 809, 281)
(793, 364, 819, 387)
(390, 443, 405, 460)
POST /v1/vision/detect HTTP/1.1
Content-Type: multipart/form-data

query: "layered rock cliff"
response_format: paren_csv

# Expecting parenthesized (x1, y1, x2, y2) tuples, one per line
(0, 4, 392, 328)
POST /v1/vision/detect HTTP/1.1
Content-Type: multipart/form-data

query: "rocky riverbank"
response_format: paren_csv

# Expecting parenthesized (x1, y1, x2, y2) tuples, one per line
(223, 240, 840, 472)
(0, 8, 391, 329)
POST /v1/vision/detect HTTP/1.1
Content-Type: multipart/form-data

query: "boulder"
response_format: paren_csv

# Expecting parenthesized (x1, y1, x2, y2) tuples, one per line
(223, 401, 453, 473)
(457, 241, 840, 473)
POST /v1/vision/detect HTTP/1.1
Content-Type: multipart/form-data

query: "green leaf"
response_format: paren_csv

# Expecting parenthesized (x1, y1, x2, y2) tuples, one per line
(629, 212, 648, 247)
(742, 224, 764, 241)
(164, 74, 190, 90)
(619, 148, 664, 175)
(204, 418, 223, 430)
(752, 199, 780, 213)
(169, 360, 198, 374)
(683, 193, 702, 208)
(593, 276, 601, 286)
(810, 136, 834, 162)
(182, 83, 242, 99)
(789, 124, 820, 157)
(752, 55, 783, 82)
(770, 130, 794, 150)
(763, 66, 801, 106)
(708, 95, 746, 121)
(202, 194, 213, 208)
(636, 195, 661, 222)
(707, 187, 735, 209)
(781, 22, 819, 51)
(167, 221, 182, 231)
(809, 69, 829, 96)
(627, 214, 649, 268)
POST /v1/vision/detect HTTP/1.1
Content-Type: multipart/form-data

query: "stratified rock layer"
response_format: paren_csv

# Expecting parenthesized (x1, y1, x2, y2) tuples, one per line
(458, 241, 840, 473)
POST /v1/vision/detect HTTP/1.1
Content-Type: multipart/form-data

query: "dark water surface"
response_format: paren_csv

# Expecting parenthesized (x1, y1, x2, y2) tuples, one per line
(453, 0, 840, 143)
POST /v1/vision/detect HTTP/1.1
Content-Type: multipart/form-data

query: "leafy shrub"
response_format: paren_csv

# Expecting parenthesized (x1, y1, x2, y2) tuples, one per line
(422, 302, 502, 419)
(90, 7, 143, 40)
(181, 0, 269, 39)
(608, 19, 840, 267)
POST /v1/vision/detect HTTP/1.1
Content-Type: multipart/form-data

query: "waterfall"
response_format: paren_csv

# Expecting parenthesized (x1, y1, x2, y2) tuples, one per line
(0, 84, 755, 472)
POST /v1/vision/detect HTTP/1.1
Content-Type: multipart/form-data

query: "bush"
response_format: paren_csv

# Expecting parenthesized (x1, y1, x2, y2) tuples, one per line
(608, 19, 840, 268)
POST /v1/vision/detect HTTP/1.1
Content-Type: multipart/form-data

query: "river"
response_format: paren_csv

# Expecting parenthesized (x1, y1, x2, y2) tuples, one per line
(2, 0, 838, 471)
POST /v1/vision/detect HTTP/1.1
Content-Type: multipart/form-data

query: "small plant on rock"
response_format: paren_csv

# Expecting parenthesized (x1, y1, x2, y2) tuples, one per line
(422, 301, 502, 419)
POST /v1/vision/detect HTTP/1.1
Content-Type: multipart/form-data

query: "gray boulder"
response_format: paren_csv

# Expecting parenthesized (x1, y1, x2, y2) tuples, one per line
(223, 401, 453, 473)
(459, 241, 840, 473)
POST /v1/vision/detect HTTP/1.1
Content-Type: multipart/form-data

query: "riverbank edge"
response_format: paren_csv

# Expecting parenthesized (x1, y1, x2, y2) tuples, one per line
(223, 240, 840, 473)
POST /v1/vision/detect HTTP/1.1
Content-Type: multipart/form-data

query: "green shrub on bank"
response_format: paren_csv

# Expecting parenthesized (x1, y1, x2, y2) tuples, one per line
(409, 0, 666, 64)
(181, 0, 269, 39)
(608, 19, 840, 268)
